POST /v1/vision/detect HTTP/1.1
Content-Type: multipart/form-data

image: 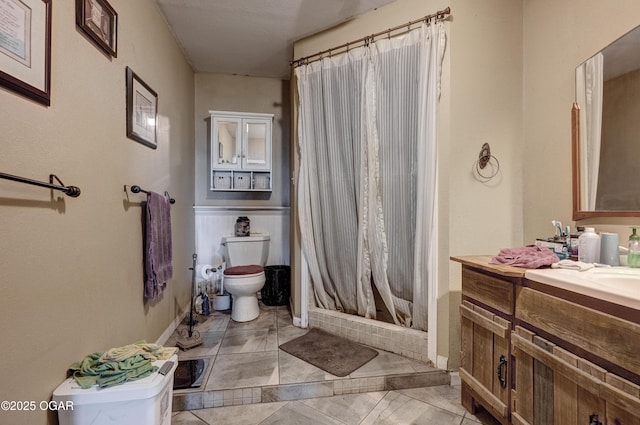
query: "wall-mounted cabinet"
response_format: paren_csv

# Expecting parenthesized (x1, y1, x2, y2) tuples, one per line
(209, 110, 273, 191)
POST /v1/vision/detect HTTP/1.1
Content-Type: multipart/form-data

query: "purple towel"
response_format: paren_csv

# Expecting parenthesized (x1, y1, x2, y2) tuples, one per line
(144, 192, 173, 298)
(490, 245, 559, 268)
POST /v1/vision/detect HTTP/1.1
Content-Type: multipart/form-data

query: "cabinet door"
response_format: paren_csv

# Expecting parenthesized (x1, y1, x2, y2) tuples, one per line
(242, 118, 271, 170)
(460, 300, 510, 423)
(212, 117, 241, 169)
(511, 326, 640, 425)
(603, 374, 640, 425)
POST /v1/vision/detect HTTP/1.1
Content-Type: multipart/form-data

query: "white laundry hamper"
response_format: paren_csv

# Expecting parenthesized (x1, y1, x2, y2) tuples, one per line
(52, 355, 177, 425)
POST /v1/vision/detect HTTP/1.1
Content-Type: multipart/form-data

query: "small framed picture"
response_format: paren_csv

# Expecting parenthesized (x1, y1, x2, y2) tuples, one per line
(76, 0, 117, 57)
(126, 67, 158, 149)
(0, 0, 52, 106)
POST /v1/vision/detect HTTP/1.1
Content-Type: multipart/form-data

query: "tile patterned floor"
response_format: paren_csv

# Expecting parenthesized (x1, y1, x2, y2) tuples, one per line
(168, 303, 498, 425)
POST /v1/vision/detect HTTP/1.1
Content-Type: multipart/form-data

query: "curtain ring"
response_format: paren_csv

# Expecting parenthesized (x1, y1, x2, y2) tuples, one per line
(366, 34, 375, 46)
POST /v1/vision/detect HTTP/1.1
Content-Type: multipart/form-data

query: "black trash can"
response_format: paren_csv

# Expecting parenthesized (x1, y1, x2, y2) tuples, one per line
(261, 265, 291, 306)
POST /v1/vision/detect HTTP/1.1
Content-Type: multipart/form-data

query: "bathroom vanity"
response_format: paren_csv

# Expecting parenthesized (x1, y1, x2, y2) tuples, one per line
(452, 256, 640, 425)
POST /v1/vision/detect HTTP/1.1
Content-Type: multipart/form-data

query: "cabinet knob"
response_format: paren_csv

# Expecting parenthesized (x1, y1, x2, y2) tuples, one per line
(589, 413, 602, 425)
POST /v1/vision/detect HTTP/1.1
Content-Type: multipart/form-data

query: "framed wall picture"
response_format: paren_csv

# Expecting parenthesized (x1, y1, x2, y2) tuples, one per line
(76, 0, 117, 57)
(126, 67, 158, 149)
(0, 0, 51, 106)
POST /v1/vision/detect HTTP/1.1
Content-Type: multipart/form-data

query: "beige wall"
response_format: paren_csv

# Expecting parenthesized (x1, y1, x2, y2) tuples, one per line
(522, 0, 640, 241)
(293, 0, 524, 367)
(446, 0, 523, 368)
(0, 1, 194, 424)
(194, 74, 290, 207)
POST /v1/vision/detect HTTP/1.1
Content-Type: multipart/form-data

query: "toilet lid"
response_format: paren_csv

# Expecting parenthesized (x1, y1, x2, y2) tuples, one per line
(224, 265, 264, 276)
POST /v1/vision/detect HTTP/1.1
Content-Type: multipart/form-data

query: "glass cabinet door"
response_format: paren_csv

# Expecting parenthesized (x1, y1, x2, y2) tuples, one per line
(242, 119, 271, 170)
(212, 117, 241, 169)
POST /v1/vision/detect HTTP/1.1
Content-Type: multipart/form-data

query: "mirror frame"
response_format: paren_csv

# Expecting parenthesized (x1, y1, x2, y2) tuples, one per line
(572, 103, 640, 220)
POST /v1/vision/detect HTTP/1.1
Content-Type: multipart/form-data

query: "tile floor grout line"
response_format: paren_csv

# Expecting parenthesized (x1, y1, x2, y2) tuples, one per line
(254, 400, 293, 425)
(354, 390, 390, 425)
(395, 385, 467, 419)
(293, 398, 352, 425)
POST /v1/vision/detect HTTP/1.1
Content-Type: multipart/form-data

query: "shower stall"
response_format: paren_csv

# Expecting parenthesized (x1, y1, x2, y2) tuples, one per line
(294, 17, 447, 365)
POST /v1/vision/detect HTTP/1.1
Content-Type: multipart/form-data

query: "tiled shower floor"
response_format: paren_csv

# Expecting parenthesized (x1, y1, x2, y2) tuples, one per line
(168, 303, 498, 425)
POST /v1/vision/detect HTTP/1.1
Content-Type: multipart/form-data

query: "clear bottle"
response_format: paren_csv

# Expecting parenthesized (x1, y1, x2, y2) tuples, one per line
(578, 227, 600, 263)
(569, 227, 584, 258)
(628, 227, 640, 268)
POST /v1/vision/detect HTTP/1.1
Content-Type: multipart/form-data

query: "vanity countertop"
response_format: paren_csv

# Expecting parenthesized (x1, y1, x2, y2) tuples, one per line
(524, 266, 640, 311)
(452, 255, 640, 311)
(450, 255, 526, 278)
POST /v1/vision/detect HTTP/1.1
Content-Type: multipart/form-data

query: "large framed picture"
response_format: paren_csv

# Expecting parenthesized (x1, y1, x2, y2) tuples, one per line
(126, 67, 158, 149)
(76, 0, 117, 57)
(0, 0, 51, 106)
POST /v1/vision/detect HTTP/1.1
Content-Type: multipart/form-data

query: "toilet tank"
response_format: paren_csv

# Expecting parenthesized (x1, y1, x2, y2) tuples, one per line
(222, 233, 270, 267)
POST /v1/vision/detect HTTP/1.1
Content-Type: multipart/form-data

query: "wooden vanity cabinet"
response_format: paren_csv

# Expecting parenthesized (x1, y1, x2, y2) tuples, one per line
(453, 256, 640, 425)
(454, 256, 525, 425)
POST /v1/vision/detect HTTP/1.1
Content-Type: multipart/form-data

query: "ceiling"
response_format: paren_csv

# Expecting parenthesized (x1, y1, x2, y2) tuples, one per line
(154, 0, 397, 79)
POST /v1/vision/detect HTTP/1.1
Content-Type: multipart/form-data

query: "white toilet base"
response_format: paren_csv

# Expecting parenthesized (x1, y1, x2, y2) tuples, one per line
(230, 294, 260, 322)
(224, 271, 265, 323)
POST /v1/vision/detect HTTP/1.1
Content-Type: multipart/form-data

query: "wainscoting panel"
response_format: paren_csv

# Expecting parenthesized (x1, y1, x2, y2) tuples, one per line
(194, 206, 290, 270)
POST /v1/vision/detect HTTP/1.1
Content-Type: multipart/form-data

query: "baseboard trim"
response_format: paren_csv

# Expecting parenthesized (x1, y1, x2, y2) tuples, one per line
(156, 301, 191, 345)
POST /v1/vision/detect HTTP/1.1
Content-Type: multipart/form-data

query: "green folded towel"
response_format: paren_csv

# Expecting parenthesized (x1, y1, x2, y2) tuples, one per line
(69, 351, 159, 389)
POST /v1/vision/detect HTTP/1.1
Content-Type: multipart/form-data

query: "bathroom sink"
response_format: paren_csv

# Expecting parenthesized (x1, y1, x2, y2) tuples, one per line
(525, 267, 640, 310)
(583, 267, 640, 286)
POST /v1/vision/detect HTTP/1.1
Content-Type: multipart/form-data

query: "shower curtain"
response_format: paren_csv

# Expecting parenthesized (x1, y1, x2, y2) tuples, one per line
(296, 22, 446, 331)
(576, 52, 603, 210)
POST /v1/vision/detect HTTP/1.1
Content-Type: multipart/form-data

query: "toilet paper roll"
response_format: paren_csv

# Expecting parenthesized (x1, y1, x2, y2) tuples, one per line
(199, 264, 215, 280)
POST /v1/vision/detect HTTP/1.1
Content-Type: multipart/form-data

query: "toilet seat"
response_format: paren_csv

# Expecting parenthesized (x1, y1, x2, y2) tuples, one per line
(224, 265, 264, 278)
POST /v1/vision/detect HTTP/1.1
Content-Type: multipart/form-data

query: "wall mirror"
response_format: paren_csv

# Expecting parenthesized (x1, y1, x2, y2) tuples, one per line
(573, 24, 640, 219)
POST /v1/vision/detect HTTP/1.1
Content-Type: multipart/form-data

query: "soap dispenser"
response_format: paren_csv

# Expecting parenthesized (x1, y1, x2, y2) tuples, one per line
(628, 227, 640, 268)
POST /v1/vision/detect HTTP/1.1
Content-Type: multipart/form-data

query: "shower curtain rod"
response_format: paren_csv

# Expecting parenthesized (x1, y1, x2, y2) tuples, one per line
(291, 6, 450, 67)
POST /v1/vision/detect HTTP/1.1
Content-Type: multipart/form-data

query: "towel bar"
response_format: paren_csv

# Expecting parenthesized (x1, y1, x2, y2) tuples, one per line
(125, 184, 175, 204)
(0, 172, 81, 197)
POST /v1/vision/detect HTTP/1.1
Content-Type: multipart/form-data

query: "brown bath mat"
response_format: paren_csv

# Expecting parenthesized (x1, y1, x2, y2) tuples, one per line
(279, 328, 378, 377)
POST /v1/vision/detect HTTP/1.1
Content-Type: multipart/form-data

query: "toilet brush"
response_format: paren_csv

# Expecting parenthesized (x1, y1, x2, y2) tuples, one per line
(176, 253, 204, 350)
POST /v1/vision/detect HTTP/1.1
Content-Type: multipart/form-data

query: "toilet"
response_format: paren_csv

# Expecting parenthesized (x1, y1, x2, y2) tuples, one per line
(221, 233, 270, 322)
